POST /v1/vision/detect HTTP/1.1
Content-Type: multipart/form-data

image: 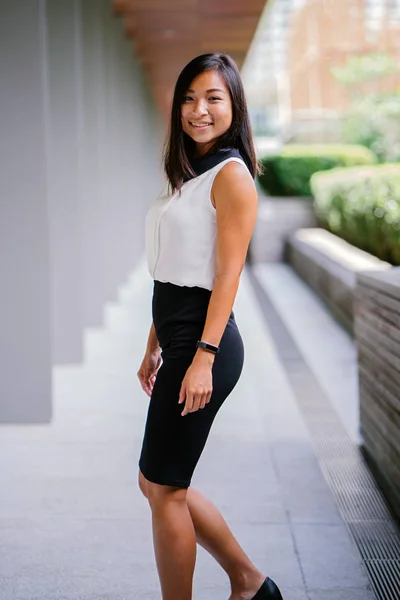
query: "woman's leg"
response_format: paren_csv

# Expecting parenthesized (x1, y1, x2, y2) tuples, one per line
(139, 472, 265, 600)
(146, 480, 196, 600)
(187, 487, 265, 598)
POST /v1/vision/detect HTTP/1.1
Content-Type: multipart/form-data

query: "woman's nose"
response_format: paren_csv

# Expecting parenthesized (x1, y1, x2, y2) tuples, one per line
(191, 99, 208, 116)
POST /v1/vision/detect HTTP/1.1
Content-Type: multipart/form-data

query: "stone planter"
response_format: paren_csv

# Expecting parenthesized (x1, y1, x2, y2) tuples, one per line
(286, 228, 400, 517)
(355, 268, 400, 520)
(250, 196, 317, 263)
(287, 228, 390, 333)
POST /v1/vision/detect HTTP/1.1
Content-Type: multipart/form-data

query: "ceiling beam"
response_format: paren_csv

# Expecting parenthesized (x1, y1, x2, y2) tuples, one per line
(112, 0, 267, 118)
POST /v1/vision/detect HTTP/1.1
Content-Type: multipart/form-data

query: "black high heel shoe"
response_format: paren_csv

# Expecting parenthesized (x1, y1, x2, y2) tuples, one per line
(251, 577, 283, 599)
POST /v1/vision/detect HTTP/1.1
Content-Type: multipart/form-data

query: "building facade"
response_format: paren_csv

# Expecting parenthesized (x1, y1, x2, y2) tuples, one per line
(287, 0, 400, 140)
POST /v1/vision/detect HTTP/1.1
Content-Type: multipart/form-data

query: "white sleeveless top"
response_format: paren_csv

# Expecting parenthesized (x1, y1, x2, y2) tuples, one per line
(145, 156, 247, 291)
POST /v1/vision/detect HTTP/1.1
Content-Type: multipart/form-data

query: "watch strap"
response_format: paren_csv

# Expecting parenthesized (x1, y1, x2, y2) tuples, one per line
(196, 340, 220, 354)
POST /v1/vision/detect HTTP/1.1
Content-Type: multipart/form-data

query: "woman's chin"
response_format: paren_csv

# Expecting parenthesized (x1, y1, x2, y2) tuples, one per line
(184, 127, 215, 141)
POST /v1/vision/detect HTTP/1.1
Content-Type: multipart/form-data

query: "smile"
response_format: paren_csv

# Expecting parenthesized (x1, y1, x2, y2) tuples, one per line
(189, 122, 213, 129)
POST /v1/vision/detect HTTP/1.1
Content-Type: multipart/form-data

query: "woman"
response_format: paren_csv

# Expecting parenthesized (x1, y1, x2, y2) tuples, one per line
(137, 53, 283, 600)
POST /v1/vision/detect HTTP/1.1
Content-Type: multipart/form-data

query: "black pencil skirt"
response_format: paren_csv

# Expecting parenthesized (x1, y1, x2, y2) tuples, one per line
(138, 280, 245, 488)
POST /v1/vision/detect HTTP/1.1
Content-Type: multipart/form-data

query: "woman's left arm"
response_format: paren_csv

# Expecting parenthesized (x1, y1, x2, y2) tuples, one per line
(179, 161, 258, 416)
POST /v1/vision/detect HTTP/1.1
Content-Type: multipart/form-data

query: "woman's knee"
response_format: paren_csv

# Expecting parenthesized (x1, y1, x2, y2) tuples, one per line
(138, 470, 188, 508)
(146, 481, 187, 511)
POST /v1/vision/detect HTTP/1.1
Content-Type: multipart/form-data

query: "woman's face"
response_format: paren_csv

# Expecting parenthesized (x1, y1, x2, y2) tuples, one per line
(181, 69, 233, 157)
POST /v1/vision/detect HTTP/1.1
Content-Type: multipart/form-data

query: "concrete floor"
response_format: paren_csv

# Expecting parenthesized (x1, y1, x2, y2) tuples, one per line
(0, 260, 376, 599)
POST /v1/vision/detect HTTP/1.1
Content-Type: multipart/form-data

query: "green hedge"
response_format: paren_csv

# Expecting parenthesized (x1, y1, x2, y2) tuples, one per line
(258, 144, 377, 197)
(311, 164, 400, 265)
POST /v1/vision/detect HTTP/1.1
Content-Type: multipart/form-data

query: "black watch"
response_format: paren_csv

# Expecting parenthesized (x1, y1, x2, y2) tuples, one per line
(196, 340, 220, 355)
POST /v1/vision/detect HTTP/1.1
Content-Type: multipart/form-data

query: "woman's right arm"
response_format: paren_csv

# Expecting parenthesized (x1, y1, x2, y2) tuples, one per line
(137, 322, 161, 397)
(146, 322, 160, 354)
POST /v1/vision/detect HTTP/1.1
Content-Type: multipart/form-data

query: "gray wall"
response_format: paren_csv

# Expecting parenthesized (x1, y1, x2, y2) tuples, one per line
(0, 0, 163, 423)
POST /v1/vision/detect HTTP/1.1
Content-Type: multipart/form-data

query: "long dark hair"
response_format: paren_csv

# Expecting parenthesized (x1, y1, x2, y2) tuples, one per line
(163, 53, 262, 194)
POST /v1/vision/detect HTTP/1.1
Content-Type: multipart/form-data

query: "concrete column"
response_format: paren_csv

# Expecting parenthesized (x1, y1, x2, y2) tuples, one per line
(100, 3, 128, 299)
(45, 0, 83, 364)
(0, 0, 52, 422)
(79, 0, 109, 327)
(100, 5, 164, 301)
(79, 0, 164, 327)
(124, 48, 165, 273)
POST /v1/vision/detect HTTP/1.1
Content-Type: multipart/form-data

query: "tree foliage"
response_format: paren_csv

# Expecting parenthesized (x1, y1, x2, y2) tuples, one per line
(331, 53, 400, 162)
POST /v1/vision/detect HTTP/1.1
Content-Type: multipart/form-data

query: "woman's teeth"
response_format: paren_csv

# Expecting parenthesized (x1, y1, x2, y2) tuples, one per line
(190, 123, 212, 129)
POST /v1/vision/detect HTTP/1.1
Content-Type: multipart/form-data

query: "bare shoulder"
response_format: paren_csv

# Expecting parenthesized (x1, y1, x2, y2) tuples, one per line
(211, 160, 257, 209)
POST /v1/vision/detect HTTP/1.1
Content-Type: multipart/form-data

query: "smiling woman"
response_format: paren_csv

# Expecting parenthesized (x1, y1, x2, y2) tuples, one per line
(137, 53, 283, 600)
(164, 52, 261, 195)
(181, 73, 233, 155)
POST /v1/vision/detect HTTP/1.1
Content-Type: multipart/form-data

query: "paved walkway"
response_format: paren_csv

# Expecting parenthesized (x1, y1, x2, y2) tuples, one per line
(0, 260, 378, 599)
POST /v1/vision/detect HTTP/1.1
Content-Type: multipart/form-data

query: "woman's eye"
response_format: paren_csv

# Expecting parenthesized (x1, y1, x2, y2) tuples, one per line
(183, 96, 221, 102)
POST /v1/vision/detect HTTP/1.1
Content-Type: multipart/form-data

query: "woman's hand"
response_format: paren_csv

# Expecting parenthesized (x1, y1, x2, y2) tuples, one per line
(179, 351, 214, 416)
(137, 348, 162, 397)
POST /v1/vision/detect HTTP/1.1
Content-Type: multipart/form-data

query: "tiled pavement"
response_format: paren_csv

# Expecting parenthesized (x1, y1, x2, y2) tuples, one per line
(0, 260, 378, 599)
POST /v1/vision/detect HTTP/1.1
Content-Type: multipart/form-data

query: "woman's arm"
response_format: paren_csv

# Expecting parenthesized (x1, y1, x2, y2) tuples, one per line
(137, 322, 161, 397)
(194, 160, 258, 361)
(146, 322, 160, 354)
(179, 161, 258, 415)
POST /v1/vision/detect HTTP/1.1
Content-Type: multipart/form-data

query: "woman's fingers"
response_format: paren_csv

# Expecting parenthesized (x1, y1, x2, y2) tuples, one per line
(141, 379, 151, 397)
(146, 372, 158, 395)
(137, 368, 154, 397)
(181, 385, 196, 416)
(181, 394, 192, 416)
(182, 387, 212, 415)
(192, 395, 202, 412)
(178, 382, 186, 406)
(199, 393, 207, 409)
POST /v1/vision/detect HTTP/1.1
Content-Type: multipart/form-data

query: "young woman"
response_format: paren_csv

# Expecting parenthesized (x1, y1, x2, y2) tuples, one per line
(137, 53, 283, 600)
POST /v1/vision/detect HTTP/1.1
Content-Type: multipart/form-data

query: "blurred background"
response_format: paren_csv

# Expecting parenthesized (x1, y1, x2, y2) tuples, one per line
(1, 1, 399, 599)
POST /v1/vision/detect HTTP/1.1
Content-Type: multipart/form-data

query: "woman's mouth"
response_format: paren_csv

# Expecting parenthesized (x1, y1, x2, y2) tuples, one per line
(189, 122, 213, 130)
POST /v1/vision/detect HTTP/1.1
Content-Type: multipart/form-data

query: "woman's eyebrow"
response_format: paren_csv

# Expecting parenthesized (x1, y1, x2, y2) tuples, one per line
(186, 88, 226, 94)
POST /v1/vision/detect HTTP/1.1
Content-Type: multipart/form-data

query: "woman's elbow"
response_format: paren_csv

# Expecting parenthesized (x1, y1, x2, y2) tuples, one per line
(214, 264, 244, 283)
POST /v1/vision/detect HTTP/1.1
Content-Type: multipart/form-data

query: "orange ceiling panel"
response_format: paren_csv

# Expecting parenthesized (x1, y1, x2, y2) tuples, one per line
(113, 0, 267, 119)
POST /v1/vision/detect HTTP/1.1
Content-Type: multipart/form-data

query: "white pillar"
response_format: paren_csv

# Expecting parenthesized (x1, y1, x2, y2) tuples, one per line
(45, 0, 83, 364)
(0, 0, 52, 422)
(79, 0, 109, 327)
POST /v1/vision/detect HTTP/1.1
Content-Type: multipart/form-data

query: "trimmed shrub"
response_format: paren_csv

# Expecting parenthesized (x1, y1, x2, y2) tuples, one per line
(311, 164, 400, 265)
(258, 144, 377, 197)
(256, 154, 282, 196)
